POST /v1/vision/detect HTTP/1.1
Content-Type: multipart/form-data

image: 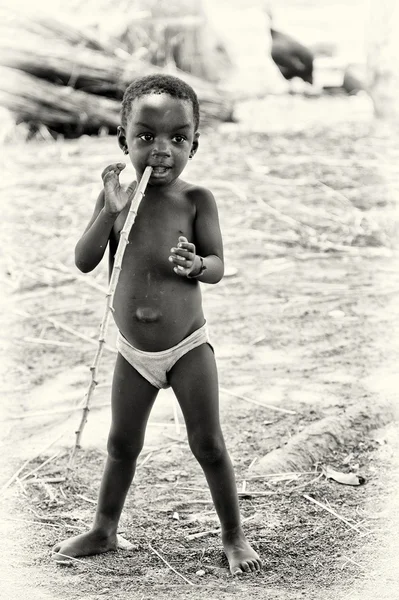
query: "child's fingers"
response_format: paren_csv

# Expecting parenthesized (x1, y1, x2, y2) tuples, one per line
(169, 254, 192, 267)
(174, 265, 190, 276)
(101, 163, 126, 181)
(177, 239, 195, 252)
(170, 247, 194, 260)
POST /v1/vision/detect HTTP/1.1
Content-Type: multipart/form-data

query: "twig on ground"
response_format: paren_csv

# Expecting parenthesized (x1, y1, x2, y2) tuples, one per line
(179, 500, 214, 505)
(40, 480, 57, 502)
(41, 303, 91, 317)
(246, 472, 317, 480)
(4, 516, 58, 527)
(303, 494, 367, 534)
(46, 316, 116, 353)
(0, 430, 68, 496)
(247, 457, 258, 471)
(186, 514, 256, 540)
(25, 477, 66, 484)
(15, 477, 27, 495)
(163, 433, 187, 443)
(23, 337, 77, 348)
(316, 180, 354, 209)
(289, 472, 324, 490)
(48, 261, 107, 294)
(341, 556, 366, 570)
(77, 494, 97, 505)
(249, 335, 266, 346)
(186, 527, 220, 540)
(2, 401, 111, 422)
(148, 543, 195, 586)
(67, 167, 152, 475)
(176, 486, 210, 493)
(137, 452, 153, 469)
(255, 196, 319, 237)
(220, 387, 296, 415)
(20, 450, 61, 481)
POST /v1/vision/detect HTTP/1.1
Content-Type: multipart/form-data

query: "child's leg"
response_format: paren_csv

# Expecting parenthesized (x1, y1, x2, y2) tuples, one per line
(53, 354, 158, 560)
(168, 344, 261, 575)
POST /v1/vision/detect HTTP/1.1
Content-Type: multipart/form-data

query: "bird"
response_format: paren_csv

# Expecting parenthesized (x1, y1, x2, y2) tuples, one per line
(270, 27, 314, 85)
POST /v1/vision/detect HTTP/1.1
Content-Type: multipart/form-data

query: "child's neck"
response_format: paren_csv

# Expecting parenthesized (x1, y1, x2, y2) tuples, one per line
(144, 176, 186, 194)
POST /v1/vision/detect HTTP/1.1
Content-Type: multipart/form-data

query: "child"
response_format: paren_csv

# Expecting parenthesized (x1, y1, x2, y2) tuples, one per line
(53, 74, 261, 575)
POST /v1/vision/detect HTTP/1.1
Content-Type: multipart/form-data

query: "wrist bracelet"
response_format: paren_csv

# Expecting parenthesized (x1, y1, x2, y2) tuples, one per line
(187, 256, 207, 279)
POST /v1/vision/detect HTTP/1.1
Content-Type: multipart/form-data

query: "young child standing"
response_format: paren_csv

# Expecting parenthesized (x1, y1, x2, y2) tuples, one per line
(53, 74, 261, 575)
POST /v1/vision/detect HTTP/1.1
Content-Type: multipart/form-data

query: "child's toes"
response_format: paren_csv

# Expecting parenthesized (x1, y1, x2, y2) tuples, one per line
(249, 560, 259, 572)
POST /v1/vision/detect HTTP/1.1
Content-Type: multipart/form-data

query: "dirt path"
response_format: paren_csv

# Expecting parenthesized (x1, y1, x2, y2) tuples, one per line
(1, 100, 399, 599)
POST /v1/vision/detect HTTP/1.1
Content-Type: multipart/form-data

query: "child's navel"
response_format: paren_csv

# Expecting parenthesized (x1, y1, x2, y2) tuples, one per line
(135, 307, 161, 322)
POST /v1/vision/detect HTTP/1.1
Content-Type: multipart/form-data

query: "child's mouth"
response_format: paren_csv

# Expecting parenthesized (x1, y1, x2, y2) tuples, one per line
(151, 166, 170, 177)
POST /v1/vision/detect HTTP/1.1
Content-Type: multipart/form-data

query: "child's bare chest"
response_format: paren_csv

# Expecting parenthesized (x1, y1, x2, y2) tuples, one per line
(111, 194, 195, 267)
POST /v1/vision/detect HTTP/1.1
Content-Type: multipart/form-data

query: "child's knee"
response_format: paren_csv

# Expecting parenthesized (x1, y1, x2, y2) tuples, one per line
(107, 433, 143, 461)
(189, 433, 226, 464)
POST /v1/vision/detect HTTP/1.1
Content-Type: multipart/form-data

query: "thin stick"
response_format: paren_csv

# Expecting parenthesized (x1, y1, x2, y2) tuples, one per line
(67, 167, 152, 474)
(50, 261, 107, 294)
(26, 477, 66, 484)
(303, 494, 365, 533)
(0, 430, 67, 496)
(4, 516, 58, 527)
(23, 337, 77, 348)
(2, 401, 111, 422)
(20, 450, 61, 482)
(137, 452, 153, 469)
(341, 556, 366, 570)
(219, 387, 296, 415)
(186, 514, 256, 540)
(247, 457, 258, 471)
(238, 491, 276, 498)
(148, 543, 195, 586)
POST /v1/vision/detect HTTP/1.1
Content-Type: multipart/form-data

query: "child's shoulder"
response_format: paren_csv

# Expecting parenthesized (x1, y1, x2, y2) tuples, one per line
(181, 181, 216, 205)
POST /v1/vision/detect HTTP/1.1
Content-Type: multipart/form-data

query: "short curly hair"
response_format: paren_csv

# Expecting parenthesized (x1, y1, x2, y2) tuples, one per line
(121, 74, 200, 130)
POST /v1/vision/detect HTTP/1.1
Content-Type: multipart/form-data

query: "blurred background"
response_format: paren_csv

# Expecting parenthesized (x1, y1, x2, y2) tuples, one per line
(1, 0, 398, 137)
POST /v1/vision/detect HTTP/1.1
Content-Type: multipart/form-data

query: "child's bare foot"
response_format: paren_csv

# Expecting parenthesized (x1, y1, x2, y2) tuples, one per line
(222, 528, 262, 575)
(52, 530, 117, 563)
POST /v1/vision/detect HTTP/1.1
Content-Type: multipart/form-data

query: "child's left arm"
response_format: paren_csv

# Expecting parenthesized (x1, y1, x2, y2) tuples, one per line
(169, 187, 224, 284)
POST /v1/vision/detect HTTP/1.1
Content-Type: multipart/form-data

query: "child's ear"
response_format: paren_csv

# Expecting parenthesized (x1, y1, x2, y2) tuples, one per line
(189, 132, 200, 159)
(117, 126, 127, 153)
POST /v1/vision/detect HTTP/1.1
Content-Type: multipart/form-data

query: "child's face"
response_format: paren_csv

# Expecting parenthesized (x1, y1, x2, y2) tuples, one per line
(118, 93, 199, 186)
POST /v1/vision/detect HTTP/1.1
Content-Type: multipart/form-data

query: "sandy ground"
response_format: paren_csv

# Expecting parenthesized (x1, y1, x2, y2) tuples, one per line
(1, 90, 399, 599)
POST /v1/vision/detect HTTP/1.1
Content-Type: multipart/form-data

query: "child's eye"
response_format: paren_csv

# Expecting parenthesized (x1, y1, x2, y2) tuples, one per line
(138, 133, 153, 142)
(173, 135, 186, 144)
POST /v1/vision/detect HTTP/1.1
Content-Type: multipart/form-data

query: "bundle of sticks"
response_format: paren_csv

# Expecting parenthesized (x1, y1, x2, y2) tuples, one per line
(0, 10, 234, 136)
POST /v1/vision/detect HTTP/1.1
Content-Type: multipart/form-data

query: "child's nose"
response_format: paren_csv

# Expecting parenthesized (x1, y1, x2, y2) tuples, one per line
(152, 139, 171, 156)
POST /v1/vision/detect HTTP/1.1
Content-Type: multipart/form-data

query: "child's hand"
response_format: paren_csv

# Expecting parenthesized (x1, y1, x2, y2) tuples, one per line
(101, 163, 129, 215)
(169, 236, 199, 277)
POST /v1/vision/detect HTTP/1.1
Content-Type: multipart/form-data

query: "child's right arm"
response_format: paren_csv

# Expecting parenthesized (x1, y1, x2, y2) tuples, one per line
(75, 163, 129, 273)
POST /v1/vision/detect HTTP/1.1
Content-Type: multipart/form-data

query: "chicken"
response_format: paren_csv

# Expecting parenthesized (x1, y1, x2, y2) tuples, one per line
(270, 28, 314, 85)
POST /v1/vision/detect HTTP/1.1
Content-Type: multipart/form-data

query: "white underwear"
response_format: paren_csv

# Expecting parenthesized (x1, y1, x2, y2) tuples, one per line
(116, 322, 211, 389)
